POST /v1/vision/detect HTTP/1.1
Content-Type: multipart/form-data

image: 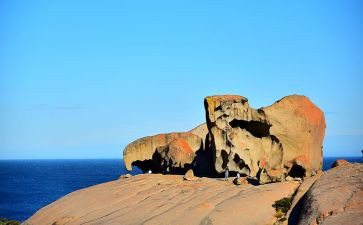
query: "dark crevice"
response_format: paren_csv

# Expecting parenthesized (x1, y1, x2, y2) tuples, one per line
(191, 139, 214, 177)
(233, 154, 245, 170)
(232, 153, 250, 175)
(288, 164, 306, 178)
(215, 105, 222, 111)
(257, 109, 268, 121)
(226, 134, 233, 147)
(233, 154, 241, 165)
(229, 119, 271, 138)
(270, 135, 280, 143)
(221, 149, 229, 169)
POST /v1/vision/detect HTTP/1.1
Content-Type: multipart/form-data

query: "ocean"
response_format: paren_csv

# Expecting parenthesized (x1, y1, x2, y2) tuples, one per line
(0, 157, 362, 222)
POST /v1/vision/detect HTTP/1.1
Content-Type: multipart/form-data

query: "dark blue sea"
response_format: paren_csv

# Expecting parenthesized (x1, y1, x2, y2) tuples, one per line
(0, 157, 362, 222)
(0, 159, 142, 222)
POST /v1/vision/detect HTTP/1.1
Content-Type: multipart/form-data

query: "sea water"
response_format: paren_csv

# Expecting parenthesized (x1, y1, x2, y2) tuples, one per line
(0, 159, 142, 222)
(0, 157, 361, 222)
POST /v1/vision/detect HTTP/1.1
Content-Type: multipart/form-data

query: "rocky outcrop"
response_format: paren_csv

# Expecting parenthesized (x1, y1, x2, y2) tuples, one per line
(124, 94, 325, 182)
(204, 95, 325, 183)
(183, 169, 198, 181)
(285, 173, 322, 224)
(123, 129, 203, 172)
(331, 159, 349, 168)
(23, 94, 357, 225)
(296, 163, 363, 225)
(155, 137, 196, 171)
(24, 174, 299, 225)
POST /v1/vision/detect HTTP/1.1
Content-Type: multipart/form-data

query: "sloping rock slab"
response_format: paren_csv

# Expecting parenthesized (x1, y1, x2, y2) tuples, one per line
(297, 163, 363, 225)
(286, 173, 322, 224)
(24, 175, 299, 225)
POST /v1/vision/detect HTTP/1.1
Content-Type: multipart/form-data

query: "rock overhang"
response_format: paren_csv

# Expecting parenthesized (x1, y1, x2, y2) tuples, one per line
(123, 94, 325, 184)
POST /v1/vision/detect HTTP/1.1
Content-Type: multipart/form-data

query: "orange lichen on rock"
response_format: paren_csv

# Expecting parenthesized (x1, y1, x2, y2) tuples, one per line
(292, 96, 325, 126)
(205, 94, 325, 183)
(170, 138, 194, 155)
(123, 129, 203, 172)
(204, 95, 248, 121)
(162, 138, 196, 168)
(259, 159, 267, 169)
(294, 155, 309, 166)
(205, 95, 247, 102)
(268, 169, 284, 177)
(124, 94, 325, 183)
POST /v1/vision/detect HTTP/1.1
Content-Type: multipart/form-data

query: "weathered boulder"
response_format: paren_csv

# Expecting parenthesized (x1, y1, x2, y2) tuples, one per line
(155, 137, 196, 171)
(296, 163, 363, 225)
(183, 169, 198, 181)
(123, 124, 204, 173)
(204, 94, 325, 183)
(331, 159, 349, 168)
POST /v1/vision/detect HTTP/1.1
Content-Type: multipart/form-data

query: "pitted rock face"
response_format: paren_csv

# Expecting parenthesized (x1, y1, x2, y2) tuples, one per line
(189, 123, 209, 148)
(204, 94, 325, 183)
(123, 129, 203, 172)
(155, 137, 196, 169)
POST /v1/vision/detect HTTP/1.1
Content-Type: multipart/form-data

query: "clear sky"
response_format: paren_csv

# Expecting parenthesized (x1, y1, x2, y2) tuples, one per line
(1, 0, 362, 159)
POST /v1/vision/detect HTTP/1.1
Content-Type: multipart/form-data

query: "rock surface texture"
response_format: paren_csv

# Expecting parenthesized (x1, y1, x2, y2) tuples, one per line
(24, 174, 299, 225)
(123, 95, 325, 182)
(183, 169, 198, 181)
(155, 137, 196, 170)
(123, 129, 203, 172)
(296, 163, 363, 225)
(331, 159, 349, 168)
(204, 95, 325, 183)
(285, 173, 322, 224)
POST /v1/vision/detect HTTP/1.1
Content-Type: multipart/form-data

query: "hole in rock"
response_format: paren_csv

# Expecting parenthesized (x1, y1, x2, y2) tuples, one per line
(241, 165, 250, 175)
(233, 154, 245, 170)
(132, 160, 160, 173)
(232, 154, 250, 175)
(221, 150, 229, 169)
(229, 119, 271, 138)
(288, 164, 306, 178)
(233, 154, 241, 164)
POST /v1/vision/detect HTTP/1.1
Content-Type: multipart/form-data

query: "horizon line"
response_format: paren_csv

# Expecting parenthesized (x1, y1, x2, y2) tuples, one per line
(0, 156, 362, 160)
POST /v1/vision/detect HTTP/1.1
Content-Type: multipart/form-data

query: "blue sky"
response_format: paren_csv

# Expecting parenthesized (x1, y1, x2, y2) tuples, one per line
(0, 0, 362, 159)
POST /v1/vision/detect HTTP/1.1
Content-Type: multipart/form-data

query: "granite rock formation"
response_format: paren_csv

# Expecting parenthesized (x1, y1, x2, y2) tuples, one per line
(124, 94, 325, 183)
(154, 137, 196, 172)
(204, 95, 325, 183)
(123, 124, 205, 173)
(285, 173, 323, 224)
(296, 163, 363, 225)
(24, 94, 362, 225)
